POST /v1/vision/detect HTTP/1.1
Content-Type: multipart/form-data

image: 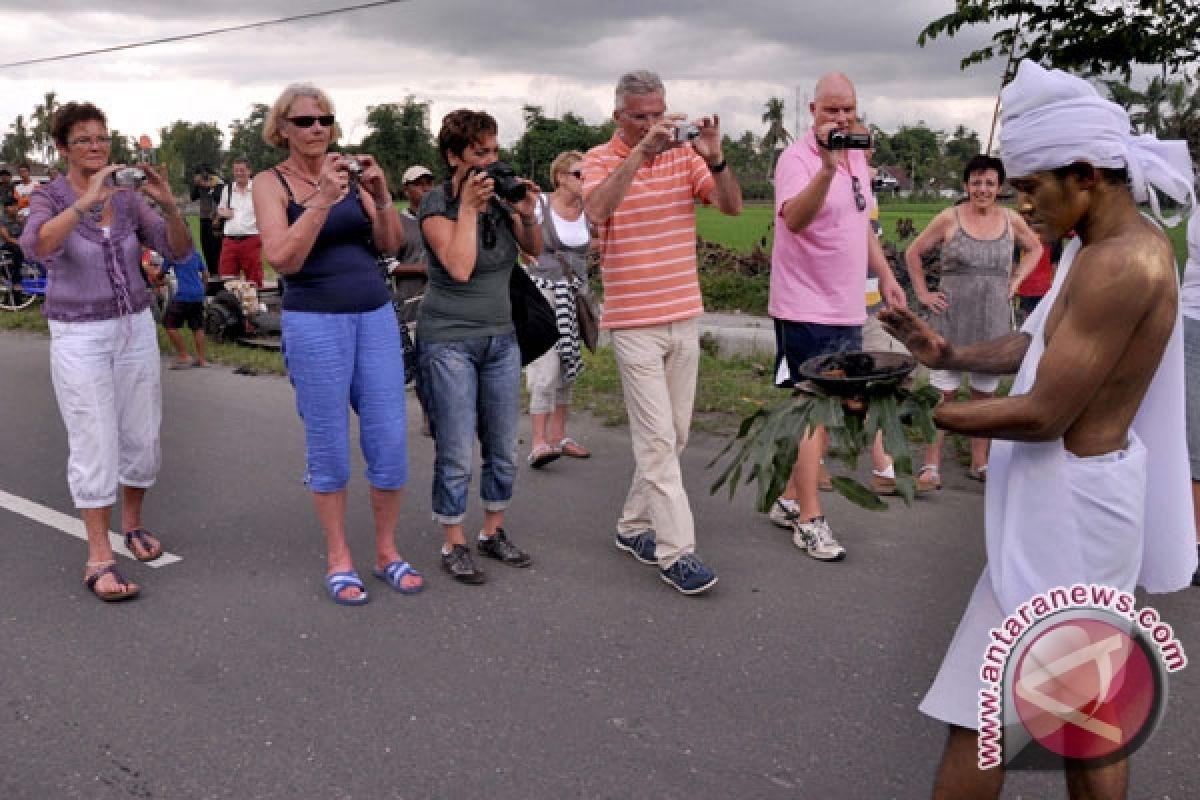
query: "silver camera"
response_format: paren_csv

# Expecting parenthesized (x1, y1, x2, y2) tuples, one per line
(344, 158, 364, 179)
(674, 123, 700, 143)
(113, 167, 147, 187)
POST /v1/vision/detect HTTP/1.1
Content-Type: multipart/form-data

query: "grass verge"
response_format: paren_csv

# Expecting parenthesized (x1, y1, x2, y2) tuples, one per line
(0, 305, 286, 375)
(571, 345, 782, 433)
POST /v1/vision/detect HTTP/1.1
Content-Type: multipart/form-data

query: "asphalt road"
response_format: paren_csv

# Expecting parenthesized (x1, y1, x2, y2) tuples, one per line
(1, 331, 1197, 800)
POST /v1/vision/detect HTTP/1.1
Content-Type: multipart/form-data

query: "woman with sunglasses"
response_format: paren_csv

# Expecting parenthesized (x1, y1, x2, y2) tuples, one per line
(20, 101, 193, 601)
(904, 154, 1043, 488)
(524, 150, 594, 468)
(417, 109, 542, 585)
(254, 84, 420, 606)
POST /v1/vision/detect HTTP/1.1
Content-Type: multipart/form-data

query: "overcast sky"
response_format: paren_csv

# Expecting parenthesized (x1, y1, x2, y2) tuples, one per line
(0, 1, 1011, 161)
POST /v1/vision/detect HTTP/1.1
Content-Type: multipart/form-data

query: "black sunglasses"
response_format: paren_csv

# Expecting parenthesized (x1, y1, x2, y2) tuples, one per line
(288, 114, 335, 128)
(851, 176, 867, 213)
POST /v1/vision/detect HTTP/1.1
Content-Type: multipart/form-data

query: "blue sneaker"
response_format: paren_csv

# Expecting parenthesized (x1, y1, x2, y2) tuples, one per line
(615, 530, 657, 565)
(659, 554, 718, 595)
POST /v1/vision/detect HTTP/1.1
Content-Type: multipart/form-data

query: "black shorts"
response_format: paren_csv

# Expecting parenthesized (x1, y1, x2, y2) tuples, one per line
(773, 318, 863, 388)
(163, 300, 205, 330)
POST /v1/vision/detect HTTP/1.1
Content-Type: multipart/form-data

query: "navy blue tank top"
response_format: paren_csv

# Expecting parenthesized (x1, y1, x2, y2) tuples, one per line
(275, 168, 391, 313)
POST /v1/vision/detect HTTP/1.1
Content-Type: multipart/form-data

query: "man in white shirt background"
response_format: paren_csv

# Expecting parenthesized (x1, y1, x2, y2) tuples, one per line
(215, 156, 263, 287)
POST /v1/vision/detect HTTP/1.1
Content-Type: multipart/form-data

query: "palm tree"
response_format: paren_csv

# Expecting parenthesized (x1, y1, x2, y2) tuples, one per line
(30, 91, 59, 165)
(761, 97, 792, 154)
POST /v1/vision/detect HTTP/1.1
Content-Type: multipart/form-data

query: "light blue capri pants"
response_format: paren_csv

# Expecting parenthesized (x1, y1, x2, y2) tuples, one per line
(282, 303, 408, 492)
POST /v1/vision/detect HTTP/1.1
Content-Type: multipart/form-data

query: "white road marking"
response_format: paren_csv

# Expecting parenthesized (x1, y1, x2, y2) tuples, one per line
(0, 488, 181, 567)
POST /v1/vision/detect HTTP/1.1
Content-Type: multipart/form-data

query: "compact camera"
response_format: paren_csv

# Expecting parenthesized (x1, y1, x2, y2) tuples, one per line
(344, 158, 364, 180)
(114, 167, 147, 187)
(481, 161, 526, 203)
(674, 123, 701, 144)
(825, 130, 872, 150)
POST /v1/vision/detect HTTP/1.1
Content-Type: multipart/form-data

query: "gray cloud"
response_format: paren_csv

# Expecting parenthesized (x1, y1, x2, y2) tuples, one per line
(0, 1, 1013, 149)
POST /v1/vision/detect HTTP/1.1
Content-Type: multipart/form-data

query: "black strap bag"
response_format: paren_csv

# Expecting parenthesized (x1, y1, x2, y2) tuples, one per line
(510, 263, 558, 366)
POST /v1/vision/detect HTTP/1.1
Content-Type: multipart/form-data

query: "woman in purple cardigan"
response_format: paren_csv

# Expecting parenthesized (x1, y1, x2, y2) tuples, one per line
(21, 102, 192, 602)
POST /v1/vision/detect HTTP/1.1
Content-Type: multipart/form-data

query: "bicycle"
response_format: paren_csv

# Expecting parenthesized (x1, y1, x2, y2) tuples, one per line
(0, 249, 45, 312)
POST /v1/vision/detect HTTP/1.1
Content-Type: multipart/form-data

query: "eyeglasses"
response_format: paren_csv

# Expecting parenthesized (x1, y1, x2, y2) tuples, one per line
(620, 110, 666, 124)
(851, 176, 867, 212)
(288, 115, 335, 129)
(69, 135, 112, 148)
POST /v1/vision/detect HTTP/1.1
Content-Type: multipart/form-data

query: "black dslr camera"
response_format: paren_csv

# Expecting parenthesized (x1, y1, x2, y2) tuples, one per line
(824, 130, 872, 150)
(481, 161, 526, 203)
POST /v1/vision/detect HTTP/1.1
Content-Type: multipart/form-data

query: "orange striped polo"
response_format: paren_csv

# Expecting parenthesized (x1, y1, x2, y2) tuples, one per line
(581, 133, 714, 329)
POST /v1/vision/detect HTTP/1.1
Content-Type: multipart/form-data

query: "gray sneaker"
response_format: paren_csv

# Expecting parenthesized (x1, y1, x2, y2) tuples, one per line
(767, 498, 800, 530)
(792, 516, 846, 562)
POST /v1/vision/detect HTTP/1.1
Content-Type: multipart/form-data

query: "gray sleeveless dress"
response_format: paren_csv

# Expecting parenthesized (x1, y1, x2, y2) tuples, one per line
(932, 208, 1013, 346)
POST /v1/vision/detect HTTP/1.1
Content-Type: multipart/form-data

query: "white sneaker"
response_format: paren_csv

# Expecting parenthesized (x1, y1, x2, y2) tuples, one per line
(767, 497, 800, 529)
(792, 516, 847, 562)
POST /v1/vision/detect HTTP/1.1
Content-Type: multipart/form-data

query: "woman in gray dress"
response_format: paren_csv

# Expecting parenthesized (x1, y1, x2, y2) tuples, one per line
(904, 155, 1042, 488)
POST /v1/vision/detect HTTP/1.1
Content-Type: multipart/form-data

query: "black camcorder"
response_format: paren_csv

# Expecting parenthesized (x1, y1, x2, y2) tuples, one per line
(824, 130, 872, 150)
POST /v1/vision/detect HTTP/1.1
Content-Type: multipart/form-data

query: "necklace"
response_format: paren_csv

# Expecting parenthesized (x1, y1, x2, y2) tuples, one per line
(282, 162, 321, 190)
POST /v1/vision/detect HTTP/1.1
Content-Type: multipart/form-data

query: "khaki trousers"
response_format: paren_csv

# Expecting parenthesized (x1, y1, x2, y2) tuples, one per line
(610, 318, 699, 567)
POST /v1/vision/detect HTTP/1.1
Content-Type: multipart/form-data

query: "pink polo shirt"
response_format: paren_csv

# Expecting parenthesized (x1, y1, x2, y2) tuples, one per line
(769, 130, 873, 325)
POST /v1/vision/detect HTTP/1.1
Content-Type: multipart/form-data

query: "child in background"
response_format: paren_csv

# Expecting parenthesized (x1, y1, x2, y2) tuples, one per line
(161, 247, 210, 369)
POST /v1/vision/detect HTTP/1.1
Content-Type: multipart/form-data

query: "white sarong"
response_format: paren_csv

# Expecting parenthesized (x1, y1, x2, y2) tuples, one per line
(920, 238, 1197, 729)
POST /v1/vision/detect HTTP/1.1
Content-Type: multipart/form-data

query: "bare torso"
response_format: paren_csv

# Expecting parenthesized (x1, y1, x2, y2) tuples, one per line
(1041, 214, 1177, 456)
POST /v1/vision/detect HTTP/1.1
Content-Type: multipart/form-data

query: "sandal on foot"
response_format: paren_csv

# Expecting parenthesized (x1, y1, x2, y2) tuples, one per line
(917, 464, 942, 491)
(968, 465, 988, 482)
(124, 528, 163, 562)
(528, 444, 561, 469)
(557, 437, 591, 459)
(372, 560, 425, 595)
(85, 562, 140, 602)
(325, 570, 369, 606)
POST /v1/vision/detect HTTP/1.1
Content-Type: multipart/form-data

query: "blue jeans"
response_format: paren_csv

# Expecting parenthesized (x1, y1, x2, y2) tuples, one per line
(282, 304, 408, 492)
(418, 333, 520, 525)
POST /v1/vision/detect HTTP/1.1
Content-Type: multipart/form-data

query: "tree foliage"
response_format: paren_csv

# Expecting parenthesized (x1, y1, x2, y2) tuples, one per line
(760, 97, 792, 155)
(919, 0, 1200, 81)
(107, 129, 136, 166)
(358, 96, 440, 193)
(2, 115, 33, 165)
(506, 106, 615, 188)
(158, 120, 223, 193)
(30, 91, 59, 166)
(226, 103, 276, 174)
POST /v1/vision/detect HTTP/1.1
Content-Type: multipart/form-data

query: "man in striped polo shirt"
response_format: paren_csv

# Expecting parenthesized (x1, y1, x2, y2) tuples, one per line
(581, 70, 742, 596)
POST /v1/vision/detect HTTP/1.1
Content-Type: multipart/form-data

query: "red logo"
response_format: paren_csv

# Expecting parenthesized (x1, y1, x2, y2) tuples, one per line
(1011, 617, 1157, 760)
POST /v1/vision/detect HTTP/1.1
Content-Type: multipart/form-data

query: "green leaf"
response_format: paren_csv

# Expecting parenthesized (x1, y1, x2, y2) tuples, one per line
(830, 476, 888, 511)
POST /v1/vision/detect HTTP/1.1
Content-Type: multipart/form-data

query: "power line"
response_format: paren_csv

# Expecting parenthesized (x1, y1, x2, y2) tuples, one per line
(0, 0, 409, 70)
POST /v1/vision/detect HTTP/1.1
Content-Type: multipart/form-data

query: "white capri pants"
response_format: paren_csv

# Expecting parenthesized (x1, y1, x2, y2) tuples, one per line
(928, 368, 1001, 394)
(524, 286, 574, 414)
(49, 309, 162, 508)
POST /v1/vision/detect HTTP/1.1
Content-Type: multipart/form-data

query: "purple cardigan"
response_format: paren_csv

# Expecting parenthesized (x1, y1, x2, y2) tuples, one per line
(20, 177, 174, 322)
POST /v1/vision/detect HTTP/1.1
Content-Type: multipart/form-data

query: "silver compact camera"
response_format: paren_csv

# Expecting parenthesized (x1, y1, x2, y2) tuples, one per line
(344, 158, 364, 179)
(113, 167, 147, 187)
(673, 123, 700, 143)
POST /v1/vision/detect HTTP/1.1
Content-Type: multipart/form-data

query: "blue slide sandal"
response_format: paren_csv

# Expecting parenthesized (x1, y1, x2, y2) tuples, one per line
(325, 570, 369, 606)
(373, 560, 425, 595)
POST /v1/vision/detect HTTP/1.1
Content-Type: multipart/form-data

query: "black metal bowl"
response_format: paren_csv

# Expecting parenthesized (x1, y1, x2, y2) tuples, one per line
(797, 351, 917, 397)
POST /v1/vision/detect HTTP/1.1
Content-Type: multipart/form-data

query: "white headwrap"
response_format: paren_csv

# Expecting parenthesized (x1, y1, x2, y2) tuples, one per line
(999, 60, 1197, 226)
